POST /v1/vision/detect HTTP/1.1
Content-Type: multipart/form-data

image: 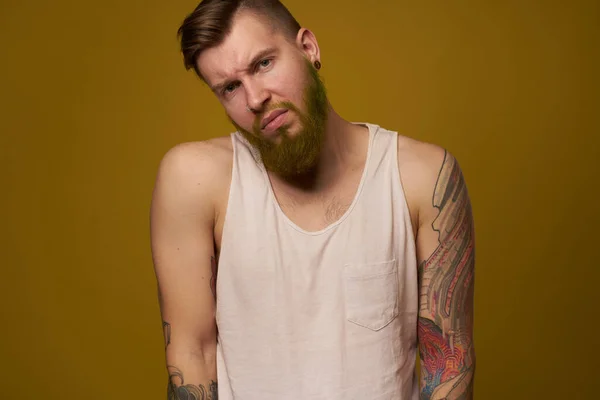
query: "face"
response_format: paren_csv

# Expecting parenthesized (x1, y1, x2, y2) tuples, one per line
(197, 11, 329, 178)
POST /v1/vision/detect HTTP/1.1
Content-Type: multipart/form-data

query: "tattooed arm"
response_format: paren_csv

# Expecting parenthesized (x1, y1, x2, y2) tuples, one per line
(150, 143, 222, 399)
(400, 141, 475, 399)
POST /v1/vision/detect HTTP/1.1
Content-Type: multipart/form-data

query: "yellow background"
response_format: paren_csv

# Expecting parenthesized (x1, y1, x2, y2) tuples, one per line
(1, 0, 598, 398)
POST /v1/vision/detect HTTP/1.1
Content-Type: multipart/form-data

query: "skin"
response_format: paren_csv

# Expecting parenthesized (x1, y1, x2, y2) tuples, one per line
(229, 56, 329, 178)
(150, 9, 475, 400)
(411, 150, 476, 399)
(197, 11, 366, 191)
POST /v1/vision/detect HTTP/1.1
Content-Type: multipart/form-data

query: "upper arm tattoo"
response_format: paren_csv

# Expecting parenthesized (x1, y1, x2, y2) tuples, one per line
(163, 321, 171, 349)
(418, 151, 475, 400)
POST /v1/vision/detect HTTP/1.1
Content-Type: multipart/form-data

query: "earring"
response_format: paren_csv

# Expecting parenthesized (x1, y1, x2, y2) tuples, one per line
(314, 60, 321, 70)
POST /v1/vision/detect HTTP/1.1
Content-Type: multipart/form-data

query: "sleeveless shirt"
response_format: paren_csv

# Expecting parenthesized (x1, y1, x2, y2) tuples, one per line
(215, 123, 419, 399)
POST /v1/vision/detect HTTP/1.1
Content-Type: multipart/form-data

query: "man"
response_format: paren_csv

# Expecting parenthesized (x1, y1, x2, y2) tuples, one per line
(150, 0, 476, 399)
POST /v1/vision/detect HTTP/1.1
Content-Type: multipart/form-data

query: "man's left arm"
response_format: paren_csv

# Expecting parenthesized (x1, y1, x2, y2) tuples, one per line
(414, 149, 476, 399)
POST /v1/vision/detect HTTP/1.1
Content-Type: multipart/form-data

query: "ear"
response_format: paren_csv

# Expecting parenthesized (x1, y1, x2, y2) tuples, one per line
(295, 28, 320, 64)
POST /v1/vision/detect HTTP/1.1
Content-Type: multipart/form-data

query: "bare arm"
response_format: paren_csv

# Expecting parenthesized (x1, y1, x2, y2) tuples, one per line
(414, 149, 476, 399)
(150, 143, 220, 399)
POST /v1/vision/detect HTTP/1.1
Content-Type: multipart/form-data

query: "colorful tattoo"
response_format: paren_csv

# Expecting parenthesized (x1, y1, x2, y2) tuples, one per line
(418, 151, 475, 399)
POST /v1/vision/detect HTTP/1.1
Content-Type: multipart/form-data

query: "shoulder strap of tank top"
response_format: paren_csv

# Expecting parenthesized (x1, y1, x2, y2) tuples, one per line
(359, 123, 398, 181)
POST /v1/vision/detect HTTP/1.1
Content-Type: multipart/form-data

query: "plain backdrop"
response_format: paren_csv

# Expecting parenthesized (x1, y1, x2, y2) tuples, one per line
(1, 0, 599, 398)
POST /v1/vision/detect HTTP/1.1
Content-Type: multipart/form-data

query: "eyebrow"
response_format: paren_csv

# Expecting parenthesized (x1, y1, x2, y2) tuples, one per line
(210, 47, 278, 93)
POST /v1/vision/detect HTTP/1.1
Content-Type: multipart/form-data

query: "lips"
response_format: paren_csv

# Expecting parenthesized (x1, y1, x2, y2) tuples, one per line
(261, 109, 288, 130)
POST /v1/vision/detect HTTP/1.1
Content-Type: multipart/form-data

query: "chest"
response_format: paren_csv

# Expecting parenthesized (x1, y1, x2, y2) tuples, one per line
(213, 166, 363, 254)
(270, 167, 364, 233)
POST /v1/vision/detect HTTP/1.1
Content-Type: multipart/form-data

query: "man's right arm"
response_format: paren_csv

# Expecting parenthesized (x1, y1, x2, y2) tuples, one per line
(150, 142, 220, 399)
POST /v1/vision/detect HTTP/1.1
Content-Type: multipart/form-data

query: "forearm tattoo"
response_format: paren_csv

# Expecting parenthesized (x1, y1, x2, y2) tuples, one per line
(162, 320, 219, 399)
(167, 366, 218, 400)
(418, 151, 475, 399)
(162, 254, 219, 399)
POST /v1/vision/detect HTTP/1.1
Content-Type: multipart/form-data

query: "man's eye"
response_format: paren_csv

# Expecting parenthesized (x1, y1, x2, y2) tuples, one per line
(223, 83, 238, 94)
(258, 59, 271, 68)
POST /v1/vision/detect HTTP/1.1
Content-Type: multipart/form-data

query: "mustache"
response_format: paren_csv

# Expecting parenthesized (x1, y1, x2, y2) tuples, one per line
(252, 101, 298, 132)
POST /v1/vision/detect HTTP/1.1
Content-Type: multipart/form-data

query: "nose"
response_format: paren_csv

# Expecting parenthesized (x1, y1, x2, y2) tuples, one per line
(245, 79, 270, 112)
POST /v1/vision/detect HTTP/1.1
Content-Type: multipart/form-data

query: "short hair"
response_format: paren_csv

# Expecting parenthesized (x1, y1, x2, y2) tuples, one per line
(177, 0, 302, 79)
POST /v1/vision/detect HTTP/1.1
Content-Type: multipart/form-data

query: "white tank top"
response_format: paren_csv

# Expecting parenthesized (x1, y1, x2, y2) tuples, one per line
(215, 123, 419, 400)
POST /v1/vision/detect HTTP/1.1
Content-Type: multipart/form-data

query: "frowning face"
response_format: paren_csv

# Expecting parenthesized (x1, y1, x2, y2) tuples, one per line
(197, 11, 329, 178)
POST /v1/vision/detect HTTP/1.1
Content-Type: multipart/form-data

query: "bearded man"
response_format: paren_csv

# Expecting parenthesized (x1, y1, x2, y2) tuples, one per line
(150, 1, 476, 399)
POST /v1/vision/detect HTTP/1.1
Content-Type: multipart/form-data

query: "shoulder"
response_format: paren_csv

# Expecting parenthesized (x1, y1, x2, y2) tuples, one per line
(157, 135, 232, 178)
(396, 134, 448, 183)
(151, 136, 233, 217)
(157, 136, 232, 174)
(395, 133, 465, 225)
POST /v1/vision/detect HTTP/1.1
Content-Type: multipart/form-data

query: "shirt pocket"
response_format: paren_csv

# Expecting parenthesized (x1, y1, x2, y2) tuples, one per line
(343, 259, 399, 331)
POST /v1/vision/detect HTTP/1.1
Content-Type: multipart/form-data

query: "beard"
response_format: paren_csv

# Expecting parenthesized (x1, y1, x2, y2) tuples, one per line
(229, 58, 329, 179)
